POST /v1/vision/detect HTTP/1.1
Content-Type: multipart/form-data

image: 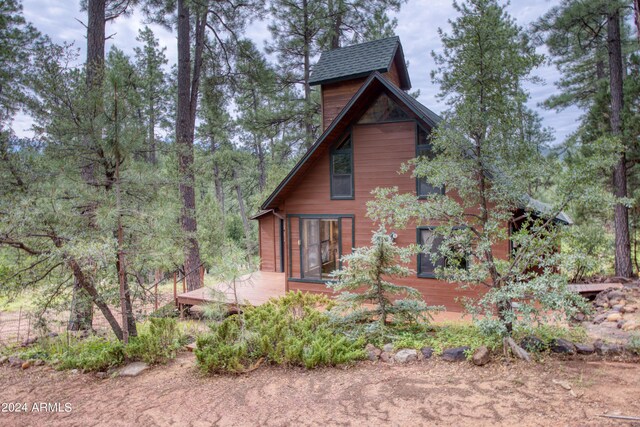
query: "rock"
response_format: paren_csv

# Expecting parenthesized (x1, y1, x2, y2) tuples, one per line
(8, 357, 24, 368)
(552, 379, 572, 390)
(442, 346, 470, 362)
(21, 361, 31, 370)
(21, 337, 38, 347)
(382, 343, 394, 353)
(48, 332, 59, 338)
(608, 290, 625, 300)
(621, 305, 638, 313)
(33, 359, 45, 366)
(118, 362, 149, 377)
(594, 340, 623, 356)
(572, 313, 586, 322)
(549, 338, 576, 354)
(611, 305, 624, 312)
(575, 343, 595, 355)
(70, 369, 80, 374)
(95, 372, 108, 380)
(606, 313, 622, 322)
(420, 347, 434, 359)
(622, 321, 640, 332)
(394, 349, 418, 364)
(472, 346, 491, 366)
(379, 352, 392, 363)
(520, 336, 546, 353)
(593, 314, 608, 324)
(365, 344, 382, 361)
(0, 356, 8, 365)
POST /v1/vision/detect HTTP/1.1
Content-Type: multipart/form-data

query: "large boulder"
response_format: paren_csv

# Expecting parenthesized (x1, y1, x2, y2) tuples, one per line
(442, 346, 470, 362)
(394, 349, 418, 364)
(472, 346, 491, 366)
(549, 338, 576, 354)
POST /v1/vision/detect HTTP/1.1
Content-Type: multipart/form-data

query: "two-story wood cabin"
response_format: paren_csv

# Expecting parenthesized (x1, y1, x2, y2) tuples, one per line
(251, 37, 569, 311)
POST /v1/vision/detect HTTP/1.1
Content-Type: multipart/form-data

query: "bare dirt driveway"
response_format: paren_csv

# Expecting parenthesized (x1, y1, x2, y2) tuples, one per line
(0, 353, 639, 427)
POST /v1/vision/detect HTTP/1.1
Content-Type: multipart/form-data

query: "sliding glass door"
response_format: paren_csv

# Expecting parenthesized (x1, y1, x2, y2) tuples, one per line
(301, 218, 340, 280)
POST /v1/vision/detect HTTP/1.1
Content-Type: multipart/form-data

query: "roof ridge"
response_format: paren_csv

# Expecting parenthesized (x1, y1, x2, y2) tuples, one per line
(320, 36, 399, 54)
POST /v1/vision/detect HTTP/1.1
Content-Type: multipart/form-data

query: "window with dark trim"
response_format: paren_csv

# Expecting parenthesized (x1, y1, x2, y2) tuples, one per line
(417, 227, 468, 278)
(330, 137, 353, 199)
(416, 124, 444, 198)
(358, 93, 410, 124)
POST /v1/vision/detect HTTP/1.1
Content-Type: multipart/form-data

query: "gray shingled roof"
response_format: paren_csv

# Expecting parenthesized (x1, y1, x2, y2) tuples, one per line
(309, 37, 410, 89)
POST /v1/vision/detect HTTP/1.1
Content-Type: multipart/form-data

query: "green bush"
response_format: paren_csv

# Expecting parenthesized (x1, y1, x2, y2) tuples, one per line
(125, 317, 185, 365)
(195, 291, 366, 374)
(513, 324, 588, 347)
(626, 334, 640, 354)
(50, 335, 124, 372)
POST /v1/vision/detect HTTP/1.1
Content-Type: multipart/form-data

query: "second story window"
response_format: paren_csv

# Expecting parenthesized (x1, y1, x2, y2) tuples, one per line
(416, 124, 444, 198)
(331, 136, 353, 199)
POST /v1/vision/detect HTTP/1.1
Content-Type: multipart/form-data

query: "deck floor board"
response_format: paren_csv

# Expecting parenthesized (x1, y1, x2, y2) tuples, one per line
(176, 271, 286, 307)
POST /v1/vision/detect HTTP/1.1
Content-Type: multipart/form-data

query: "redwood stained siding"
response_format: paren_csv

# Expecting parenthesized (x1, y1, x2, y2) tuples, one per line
(280, 120, 508, 311)
(258, 215, 275, 272)
(321, 78, 366, 131)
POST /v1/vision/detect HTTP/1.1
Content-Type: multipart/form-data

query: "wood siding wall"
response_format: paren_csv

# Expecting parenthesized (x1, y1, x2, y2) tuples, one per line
(259, 215, 275, 272)
(275, 121, 508, 311)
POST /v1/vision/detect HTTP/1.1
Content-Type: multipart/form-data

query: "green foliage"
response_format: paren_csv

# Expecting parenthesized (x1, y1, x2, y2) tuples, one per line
(125, 318, 185, 365)
(195, 291, 366, 374)
(49, 335, 125, 372)
(389, 323, 587, 357)
(367, 0, 604, 338)
(560, 222, 614, 281)
(328, 226, 444, 339)
(627, 334, 640, 354)
(517, 323, 588, 347)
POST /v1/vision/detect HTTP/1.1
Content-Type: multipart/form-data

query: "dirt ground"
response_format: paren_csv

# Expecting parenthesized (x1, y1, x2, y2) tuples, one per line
(0, 353, 639, 427)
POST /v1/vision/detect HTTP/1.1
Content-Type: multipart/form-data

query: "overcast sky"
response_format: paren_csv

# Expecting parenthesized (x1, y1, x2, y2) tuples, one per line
(16, 0, 581, 145)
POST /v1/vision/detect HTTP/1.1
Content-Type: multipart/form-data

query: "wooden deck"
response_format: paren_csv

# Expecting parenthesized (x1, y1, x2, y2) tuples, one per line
(176, 271, 286, 307)
(568, 282, 623, 298)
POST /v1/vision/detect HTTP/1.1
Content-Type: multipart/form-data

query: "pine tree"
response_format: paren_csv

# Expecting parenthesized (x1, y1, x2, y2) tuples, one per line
(134, 26, 169, 165)
(367, 0, 597, 340)
(536, 0, 638, 277)
(328, 227, 442, 337)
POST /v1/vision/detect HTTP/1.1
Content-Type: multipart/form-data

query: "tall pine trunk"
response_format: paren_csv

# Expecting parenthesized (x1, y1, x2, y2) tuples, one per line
(176, 0, 204, 291)
(69, 0, 107, 332)
(302, 0, 313, 148)
(608, 8, 632, 278)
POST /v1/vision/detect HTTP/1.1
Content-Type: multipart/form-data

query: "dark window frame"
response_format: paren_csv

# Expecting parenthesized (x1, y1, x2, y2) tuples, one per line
(287, 214, 356, 284)
(416, 226, 468, 279)
(415, 123, 445, 199)
(330, 133, 354, 200)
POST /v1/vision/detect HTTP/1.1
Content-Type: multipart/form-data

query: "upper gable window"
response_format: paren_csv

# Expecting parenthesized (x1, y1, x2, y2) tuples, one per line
(416, 124, 444, 198)
(331, 137, 353, 199)
(358, 93, 410, 124)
